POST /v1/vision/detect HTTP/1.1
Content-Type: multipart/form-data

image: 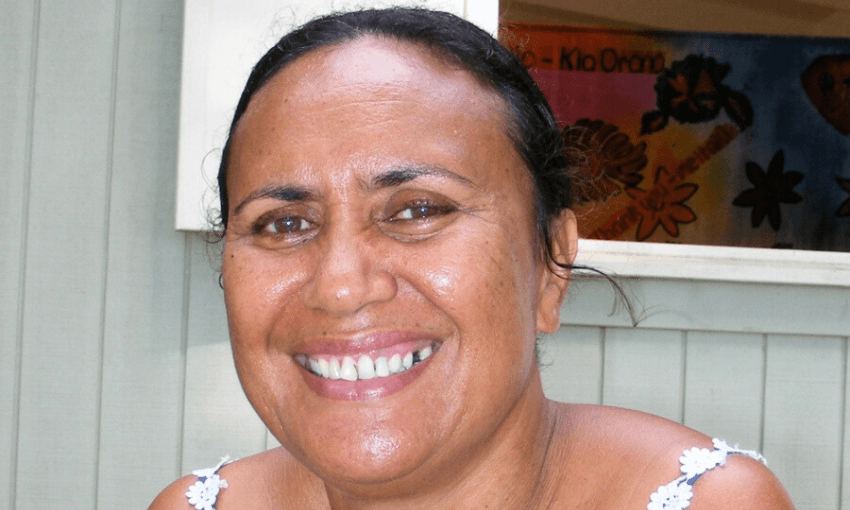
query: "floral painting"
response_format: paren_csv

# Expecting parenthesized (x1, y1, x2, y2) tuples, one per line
(503, 24, 850, 252)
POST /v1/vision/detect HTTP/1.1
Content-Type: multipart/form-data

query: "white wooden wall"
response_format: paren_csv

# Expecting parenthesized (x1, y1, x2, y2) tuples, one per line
(2, 0, 849, 508)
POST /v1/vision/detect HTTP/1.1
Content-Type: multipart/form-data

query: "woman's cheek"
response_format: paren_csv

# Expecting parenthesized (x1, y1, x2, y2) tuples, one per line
(223, 249, 297, 359)
(421, 266, 456, 300)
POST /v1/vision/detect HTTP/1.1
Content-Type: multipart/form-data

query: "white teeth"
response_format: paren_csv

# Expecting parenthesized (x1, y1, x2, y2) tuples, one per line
(375, 356, 390, 377)
(305, 345, 436, 381)
(309, 358, 321, 375)
(340, 356, 358, 381)
(357, 355, 376, 380)
(318, 358, 330, 379)
(388, 353, 403, 374)
(329, 358, 341, 380)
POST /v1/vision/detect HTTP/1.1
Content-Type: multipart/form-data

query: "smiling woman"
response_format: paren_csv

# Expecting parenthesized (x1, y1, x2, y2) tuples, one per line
(150, 8, 795, 510)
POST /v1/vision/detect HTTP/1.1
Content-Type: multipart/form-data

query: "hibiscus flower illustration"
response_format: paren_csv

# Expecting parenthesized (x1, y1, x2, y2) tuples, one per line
(562, 118, 647, 204)
(625, 166, 698, 241)
(837, 176, 850, 217)
(641, 55, 753, 134)
(732, 150, 803, 230)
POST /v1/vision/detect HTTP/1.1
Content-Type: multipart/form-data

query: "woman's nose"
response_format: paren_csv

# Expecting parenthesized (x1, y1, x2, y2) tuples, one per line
(300, 229, 398, 316)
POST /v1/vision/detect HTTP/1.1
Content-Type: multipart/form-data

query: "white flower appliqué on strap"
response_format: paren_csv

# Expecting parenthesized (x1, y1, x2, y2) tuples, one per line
(647, 438, 766, 510)
(185, 457, 231, 510)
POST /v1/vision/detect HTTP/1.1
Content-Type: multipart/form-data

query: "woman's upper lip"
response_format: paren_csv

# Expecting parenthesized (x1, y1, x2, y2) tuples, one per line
(294, 330, 441, 357)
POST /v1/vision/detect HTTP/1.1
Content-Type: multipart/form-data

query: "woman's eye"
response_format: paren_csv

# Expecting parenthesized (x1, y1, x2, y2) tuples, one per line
(254, 215, 313, 236)
(391, 202, 453, 221)
(270, 217, 310, 233)
(397, 204, 433, 220)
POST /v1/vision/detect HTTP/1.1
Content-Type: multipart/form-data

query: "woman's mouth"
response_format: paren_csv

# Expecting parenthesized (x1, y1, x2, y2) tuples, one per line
(293, 340, 441, 400)
(298, 344, 434, 381)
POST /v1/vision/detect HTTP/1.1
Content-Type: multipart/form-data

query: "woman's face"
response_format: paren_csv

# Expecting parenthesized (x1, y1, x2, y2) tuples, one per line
(222, 37, 573, 491)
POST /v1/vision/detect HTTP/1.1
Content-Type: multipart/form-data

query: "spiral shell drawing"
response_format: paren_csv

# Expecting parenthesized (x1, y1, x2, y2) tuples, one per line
(562, 118, 648, 204)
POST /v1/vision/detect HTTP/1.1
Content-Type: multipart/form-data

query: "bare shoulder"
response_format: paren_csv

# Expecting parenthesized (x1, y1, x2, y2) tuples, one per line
(550, 403, 793, 509)
(689, 454, 795, 510)
(147, 474, 197, 510)
(558, 403, 713, 454)
(148, 448, 328, 509)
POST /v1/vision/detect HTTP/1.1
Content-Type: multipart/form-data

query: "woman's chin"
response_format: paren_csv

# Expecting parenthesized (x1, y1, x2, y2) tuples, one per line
(287, 417, 443, 491)
(269, 349, 458, 489)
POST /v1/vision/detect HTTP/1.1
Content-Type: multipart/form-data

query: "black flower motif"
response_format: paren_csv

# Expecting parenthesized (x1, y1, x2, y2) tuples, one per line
(625, 166, 698, 241)
(732, 150, 803, 230)
(837, 176, 850, 217)
(641, 55, 753, 134)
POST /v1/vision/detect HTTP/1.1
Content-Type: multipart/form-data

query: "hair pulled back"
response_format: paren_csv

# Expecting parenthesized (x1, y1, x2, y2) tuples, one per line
(217, 7, 573, 265)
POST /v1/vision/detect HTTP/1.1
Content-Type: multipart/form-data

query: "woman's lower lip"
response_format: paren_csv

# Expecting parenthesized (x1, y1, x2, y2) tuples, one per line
(300, 354, 434, 401)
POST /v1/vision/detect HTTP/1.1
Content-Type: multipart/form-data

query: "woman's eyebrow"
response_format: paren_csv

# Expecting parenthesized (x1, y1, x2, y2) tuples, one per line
(370, 165, 477, 189)
(233, 185, 315, 216)
(232, 166, 475, 215)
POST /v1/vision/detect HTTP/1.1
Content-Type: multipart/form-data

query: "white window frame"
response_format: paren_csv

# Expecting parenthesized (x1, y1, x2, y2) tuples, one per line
(575, 240, 850, 287)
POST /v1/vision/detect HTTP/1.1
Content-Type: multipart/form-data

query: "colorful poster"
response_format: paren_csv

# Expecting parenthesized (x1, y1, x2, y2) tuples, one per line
(503, 24, 850, 252)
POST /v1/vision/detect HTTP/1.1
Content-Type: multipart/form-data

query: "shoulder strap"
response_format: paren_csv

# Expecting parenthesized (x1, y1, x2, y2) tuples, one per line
(185, 457, 231, 510)
(647, 439, 766, 510)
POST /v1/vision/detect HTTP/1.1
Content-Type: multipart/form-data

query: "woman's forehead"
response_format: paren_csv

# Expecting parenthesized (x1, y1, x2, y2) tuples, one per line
(247, 36, 506, 123)
(225, 35, 533, 208)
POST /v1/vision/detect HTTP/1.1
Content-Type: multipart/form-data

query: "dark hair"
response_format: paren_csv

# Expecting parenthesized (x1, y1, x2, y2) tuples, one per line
(215, 7, 573, 266)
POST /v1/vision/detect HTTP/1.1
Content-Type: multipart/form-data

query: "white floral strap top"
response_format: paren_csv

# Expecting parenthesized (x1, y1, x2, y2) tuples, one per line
(183, 439, 765, 510)
(185, 457, 230, 510)
(647, 438, 766, 510)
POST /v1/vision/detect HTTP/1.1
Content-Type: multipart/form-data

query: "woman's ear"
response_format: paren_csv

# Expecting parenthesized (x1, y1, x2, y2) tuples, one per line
(535, 209, 578, 334)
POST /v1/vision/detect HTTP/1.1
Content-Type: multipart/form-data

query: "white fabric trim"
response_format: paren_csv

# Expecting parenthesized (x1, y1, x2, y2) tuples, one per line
(647, 438, 766, 510)
(185, 457, 231, 510)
